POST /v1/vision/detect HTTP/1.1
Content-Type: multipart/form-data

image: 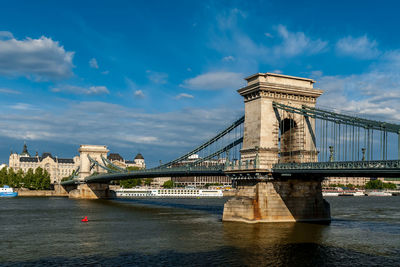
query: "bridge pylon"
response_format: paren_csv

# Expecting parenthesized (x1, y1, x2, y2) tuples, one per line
(223, 73, 330, 223)
(65, 145, 113, 199)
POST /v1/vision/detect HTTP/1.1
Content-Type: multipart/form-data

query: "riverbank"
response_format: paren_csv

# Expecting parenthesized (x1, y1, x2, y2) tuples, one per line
(16, 188, 68, 197)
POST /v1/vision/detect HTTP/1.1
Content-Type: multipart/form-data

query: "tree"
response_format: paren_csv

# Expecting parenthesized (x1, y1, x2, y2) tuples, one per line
(107, 164, 120, 173)
(365, 179, 384, 190)
(383, 182, 397, 190)
(120, 178, 142, 188)
(32, 167, 51, 190)
(23, 168, 35, 189)
(126, 166, 141, 172)
(144, 178, 153, 186)
(346, 184, 355, 189)
(163, 180, 174, 188)
(0, 166, 8, 186)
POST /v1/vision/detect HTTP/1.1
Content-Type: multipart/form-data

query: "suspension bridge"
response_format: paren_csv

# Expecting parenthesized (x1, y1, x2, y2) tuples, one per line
(60, 72, 400, 223)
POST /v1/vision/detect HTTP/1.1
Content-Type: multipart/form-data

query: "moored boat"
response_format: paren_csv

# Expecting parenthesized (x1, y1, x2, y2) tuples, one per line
(0, 185, 18, 197)
(366, 191, 392, 196)
(115, 188, 223, 198)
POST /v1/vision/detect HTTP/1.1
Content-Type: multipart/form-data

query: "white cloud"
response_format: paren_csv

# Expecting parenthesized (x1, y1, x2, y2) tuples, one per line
(0, 88, 21, 94)
(146, 70, 168, 84)
(175, 93, 194, 99)
(336, 35, 380, 59)
(0, 31, 13, 40)
(0, 34, 74, 80)
(210, 9, 327, 70)
(52, 85, 109, 95)
(101, 70, 109, 75)
(89, 58, 99, 69)
(134, 90, 145, 98)
(0, 101, 243, 166)
(310, 70, 323, 77)
(88, 86, 109, 94)
(317, 69, 400, 122)
(272, 69, 282, 74)
(181, 71, 245, 90)
(274, 25, 328, 57)
(264, 32, 273, 38)
(10, 103, 39, 110)
(222, 55, 235, 62)
(216, 8, 247, 30)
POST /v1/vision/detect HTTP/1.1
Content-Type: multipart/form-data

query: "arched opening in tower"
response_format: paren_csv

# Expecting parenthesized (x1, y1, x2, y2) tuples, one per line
(278, 118, 298, 162)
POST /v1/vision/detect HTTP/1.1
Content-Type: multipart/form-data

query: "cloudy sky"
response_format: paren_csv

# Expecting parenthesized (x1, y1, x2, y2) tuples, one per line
(1, 0, 400, 166)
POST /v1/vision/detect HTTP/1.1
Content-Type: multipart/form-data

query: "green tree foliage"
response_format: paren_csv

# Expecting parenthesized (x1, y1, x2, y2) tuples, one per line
(162, 180, 174, 188)
(365, 179, 397, 190)
(126, 166, 141, 172)
(144, 178, 153, 186)
(120, 179, 142, 188)
(118, 165, 143, 188)
(0, 166, 51, 190)
(106, 164, 120, 173)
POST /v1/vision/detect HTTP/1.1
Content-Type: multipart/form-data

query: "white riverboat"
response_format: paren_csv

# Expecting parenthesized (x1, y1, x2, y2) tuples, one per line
(366, 191, 392, 196)
(115, 188, 223, 198)
(0, 185, 18, 197)
(322, 187, 365, 197)
(322, 187, 342, 197)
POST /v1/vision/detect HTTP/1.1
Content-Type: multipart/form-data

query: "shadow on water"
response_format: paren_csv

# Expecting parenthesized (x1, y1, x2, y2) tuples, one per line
(331, 218, 400, 235)
(104, 197, 226, 215)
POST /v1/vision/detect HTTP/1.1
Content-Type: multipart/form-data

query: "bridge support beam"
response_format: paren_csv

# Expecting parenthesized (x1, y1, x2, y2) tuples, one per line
(223, 178, 330, 223)
(68, 183, 115, 199)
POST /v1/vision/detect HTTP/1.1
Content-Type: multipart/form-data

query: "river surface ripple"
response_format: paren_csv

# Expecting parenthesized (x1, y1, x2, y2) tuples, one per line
(1, 196, 399, 266)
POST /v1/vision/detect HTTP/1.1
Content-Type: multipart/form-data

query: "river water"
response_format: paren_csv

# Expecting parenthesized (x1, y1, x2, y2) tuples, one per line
(1, 196, 399, 266)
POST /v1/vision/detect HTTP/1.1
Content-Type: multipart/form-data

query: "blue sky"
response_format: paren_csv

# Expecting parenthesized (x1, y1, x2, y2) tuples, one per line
(1, 0, 400, 166)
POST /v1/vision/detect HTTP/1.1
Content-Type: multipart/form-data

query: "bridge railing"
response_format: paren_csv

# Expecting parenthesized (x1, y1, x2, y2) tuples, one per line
(273, 160, 400, 170)
(223, 156, 260, 171)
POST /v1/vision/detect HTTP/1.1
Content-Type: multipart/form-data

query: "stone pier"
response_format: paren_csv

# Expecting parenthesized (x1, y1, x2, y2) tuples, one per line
(223, 179, 330, 223)
(68, 183, 115, 199)
(63, 145, 113, 199)
(223, 72, 330, 223)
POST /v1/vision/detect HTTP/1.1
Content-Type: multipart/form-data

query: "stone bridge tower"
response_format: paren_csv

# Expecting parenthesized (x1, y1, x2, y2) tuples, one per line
(78, 145, 109, 180)
(238, 73, 323, 169)
(223, 73, 330, 223)
(66, 145, 112, 199)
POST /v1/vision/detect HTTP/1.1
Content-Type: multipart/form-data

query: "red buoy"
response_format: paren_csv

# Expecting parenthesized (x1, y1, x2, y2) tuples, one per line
(81, 216, 88, 222)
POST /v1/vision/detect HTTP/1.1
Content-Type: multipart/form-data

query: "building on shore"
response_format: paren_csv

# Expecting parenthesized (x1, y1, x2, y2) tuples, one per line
(323, 177, 400, 187)
(151, 177, 171, 187)
(9, 144, 146, 185)
(107, 152, 146, 169)
(9, 144, 80, 185)
(170, 154, 232, 187)
(322, 177, 372, 187)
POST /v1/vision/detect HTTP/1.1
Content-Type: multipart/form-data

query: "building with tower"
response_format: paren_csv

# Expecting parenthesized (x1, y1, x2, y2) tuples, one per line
(9, 143, 80, 185)
(9, 143, 146, 185)
(107, 152, 146, 169)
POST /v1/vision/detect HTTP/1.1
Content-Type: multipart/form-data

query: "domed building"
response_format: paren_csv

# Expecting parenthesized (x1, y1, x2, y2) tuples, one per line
(9, 143, 80, 185)
(125, 153, 146, 169)
(107, 152, 146, 169)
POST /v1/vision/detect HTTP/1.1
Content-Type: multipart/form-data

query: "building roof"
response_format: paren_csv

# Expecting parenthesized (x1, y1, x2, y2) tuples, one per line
(20, 157, 38, 162)
(41, 152, 54, 159)
(57, 158, 74, 164)
(134, 153, 144, 160)
(19, 156, 74, 164)
(108, 153, 124, 161)
(20, 143, 31, 157)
